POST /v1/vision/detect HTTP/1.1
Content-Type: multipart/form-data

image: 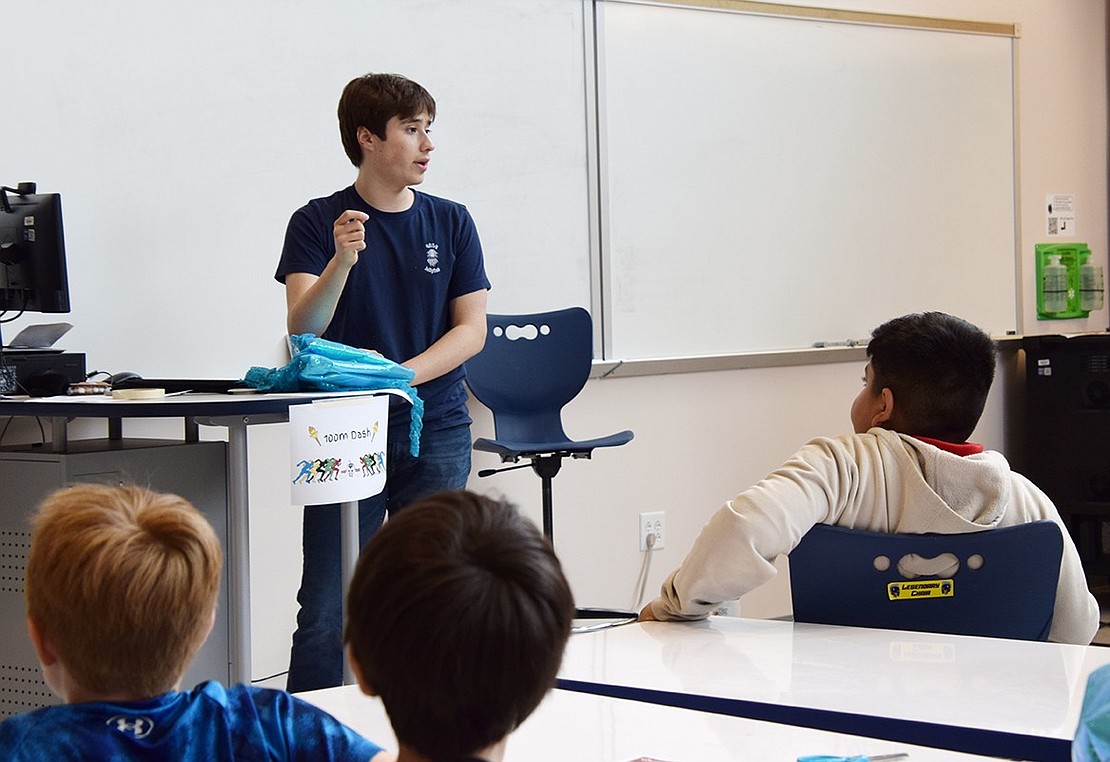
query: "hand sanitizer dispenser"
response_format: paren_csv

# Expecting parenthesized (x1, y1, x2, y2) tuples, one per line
(1080, 259, 1105, 312)
(1042, 254, 1069, 314)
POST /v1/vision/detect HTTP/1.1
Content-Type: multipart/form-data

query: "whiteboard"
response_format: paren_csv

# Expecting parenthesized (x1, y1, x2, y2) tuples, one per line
(1, 0, 591, 376)
(596, 1, 1018, 359)
(2, 0, 1021, 372)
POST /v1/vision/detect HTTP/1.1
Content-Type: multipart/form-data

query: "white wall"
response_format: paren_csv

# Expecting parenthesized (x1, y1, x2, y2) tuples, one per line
(482, 0, 1110, 620)
(470, 0, 1109, 626)
(1, 0, 1105, 686)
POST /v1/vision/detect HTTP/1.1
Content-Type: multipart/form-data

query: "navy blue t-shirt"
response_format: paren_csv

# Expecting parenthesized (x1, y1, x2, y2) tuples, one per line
(276, 186, 490, 440)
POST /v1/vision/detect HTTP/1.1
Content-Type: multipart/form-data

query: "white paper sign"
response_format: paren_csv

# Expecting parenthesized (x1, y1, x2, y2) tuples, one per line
(1046, 193, 1077, 237)
(288, 395, 388, 506)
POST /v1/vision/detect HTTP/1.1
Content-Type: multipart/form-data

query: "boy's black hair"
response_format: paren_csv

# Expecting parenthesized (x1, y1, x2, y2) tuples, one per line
(344, 490, 575, 761)
(338, 72, 437, 167)
(866, 311, 996, 442)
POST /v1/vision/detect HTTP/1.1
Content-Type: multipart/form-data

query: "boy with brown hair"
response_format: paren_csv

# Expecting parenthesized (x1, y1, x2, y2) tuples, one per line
(345, 490, 575, 762)
(642, 312, 1099, 644)
(278, 71, 491, 692)
(0, 483, 386, 761)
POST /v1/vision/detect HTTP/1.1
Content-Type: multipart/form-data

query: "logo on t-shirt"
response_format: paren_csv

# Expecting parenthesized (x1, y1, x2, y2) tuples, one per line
(106, 714, 155, 739)
(424, 242, 441, 274)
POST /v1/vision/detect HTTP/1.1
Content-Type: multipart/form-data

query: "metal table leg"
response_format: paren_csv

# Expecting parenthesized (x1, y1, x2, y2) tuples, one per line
(341, 499, 360, 685)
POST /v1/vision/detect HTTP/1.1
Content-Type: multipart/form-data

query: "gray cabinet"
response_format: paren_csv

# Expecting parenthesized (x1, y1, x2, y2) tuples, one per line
(0, 439, 230, 717)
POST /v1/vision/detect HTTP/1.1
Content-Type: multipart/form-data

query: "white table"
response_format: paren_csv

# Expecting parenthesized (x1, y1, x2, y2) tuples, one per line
(297, 683, 1007, 761)
(556, 616, 1110, 762)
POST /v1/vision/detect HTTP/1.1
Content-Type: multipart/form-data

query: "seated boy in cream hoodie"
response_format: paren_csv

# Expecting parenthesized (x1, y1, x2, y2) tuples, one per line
(641, 312, 1099, 645)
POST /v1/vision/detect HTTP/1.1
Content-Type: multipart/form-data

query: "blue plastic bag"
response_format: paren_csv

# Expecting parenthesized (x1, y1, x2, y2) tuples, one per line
(245, 334, 423, 455)
(1075, 663, 1110, 761)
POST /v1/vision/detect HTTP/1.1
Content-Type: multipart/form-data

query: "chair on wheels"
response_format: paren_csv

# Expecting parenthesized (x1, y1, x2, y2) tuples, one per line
(465, 307, 634, 540)
(465, 307, 635, 623)
(787, 521, 1063, 641)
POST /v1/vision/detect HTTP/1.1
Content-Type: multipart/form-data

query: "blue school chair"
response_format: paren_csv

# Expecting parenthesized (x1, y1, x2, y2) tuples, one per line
(465, 307, 634, 542)
(788, 521, 1063, 641)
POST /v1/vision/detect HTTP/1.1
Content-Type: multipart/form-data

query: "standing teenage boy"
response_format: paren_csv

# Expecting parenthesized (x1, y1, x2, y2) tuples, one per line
(641, 312, 1099, 645)
(276, 72, 490, 691)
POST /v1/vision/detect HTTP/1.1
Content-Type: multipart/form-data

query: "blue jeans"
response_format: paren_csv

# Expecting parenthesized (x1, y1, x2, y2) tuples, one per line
(286, 423, 472, 692)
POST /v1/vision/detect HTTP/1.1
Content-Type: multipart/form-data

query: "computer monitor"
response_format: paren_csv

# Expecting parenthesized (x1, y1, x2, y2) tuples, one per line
(0, 186, 70, 319)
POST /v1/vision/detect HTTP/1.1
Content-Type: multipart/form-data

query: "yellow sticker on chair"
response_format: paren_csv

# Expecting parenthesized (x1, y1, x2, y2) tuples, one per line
(887, 579, 954, 600)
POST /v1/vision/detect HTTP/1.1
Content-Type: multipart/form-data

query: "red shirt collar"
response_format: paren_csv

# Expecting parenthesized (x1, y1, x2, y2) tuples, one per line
(914, 435, 984, 456)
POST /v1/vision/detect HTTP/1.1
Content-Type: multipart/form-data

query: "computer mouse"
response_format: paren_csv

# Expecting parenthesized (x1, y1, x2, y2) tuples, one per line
(107, 371, 142, 385)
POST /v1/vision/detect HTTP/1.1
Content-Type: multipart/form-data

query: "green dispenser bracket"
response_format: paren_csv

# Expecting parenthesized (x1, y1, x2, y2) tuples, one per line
(1035, 242, 1103, 320)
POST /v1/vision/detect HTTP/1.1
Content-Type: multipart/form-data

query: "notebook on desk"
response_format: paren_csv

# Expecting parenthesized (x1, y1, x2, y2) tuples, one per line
(111, 377, 254, 395)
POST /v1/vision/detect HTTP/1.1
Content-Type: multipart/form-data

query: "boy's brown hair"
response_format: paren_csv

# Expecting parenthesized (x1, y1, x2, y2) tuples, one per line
(25, 484, 222, 696)
(345, 490, 574, 760)
(338, 72, 437, 167)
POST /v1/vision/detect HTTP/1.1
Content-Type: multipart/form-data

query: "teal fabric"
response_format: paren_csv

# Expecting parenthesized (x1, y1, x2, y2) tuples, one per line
(246, 334, 423, 455)
(1075, 663, 1110, 761)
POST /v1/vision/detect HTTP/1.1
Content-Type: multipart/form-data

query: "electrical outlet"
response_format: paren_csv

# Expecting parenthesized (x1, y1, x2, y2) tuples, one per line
(639, 511, 665, 551)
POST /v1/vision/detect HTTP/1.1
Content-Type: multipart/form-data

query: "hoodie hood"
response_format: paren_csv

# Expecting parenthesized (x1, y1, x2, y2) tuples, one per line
(883, 429, 1012, 531)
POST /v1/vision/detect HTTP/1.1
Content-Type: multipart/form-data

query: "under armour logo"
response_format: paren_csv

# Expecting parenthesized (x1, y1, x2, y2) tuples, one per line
(106, 714, 154, 738)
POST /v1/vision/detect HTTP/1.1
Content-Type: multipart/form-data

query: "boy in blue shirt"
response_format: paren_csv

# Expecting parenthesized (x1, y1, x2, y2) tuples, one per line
(344, 490, 575, 762)
(276, 72, 491, 692)
(0, 483, 385, 761)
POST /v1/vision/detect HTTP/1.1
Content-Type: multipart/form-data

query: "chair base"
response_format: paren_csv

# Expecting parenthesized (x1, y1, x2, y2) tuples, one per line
(478, 453, 567, 540)
(572, 607, 638, 633)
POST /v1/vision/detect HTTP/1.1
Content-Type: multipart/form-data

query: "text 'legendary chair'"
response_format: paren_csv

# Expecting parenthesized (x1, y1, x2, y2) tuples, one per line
(788, 521, 1063, 641)
(464, 307, 634, 542)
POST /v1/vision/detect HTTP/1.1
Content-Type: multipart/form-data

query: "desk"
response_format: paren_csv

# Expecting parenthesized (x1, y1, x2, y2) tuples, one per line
(296, 683, 1003, 761)
(557, 616, 1110, 762)
(0, 391, 379, 686)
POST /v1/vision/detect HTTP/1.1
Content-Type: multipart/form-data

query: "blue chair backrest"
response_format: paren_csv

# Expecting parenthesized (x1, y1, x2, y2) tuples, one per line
(788, 521, 1063, 641)
(464, 308, 594, 443)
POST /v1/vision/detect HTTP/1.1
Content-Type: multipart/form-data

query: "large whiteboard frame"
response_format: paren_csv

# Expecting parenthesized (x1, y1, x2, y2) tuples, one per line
(593, 0, 1020, 362)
